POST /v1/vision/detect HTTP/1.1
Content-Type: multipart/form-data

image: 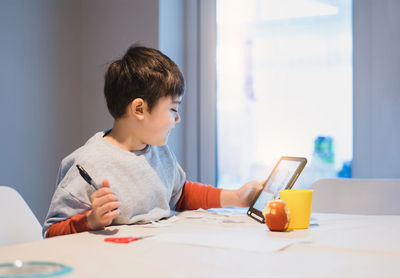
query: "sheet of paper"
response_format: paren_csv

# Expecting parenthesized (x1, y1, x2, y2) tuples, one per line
(139, 215, 180, 228)
(178, 209, 247, 223)
(150, 230, 307, 253)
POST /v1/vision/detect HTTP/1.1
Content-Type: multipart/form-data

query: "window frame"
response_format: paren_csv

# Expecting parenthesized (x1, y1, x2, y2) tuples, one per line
(183, 0, 217, 185)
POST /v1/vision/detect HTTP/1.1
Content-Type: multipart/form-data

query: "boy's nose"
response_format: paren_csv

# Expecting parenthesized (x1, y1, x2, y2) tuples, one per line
(175, 113, 181, 124)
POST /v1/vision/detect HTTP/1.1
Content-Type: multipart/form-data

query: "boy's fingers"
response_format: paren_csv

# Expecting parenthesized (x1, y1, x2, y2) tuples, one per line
(102, 179, 110, 188)
(103, 209, 120, 222)
(96, 192, 118, 206)
(103, 201, 121, 214)
(89, 179, 120, 223)
(91, 187, 115, 200)
(98, 201, 120, 216)
(98, 210, 119, 227)
(94, 192, 119, 207)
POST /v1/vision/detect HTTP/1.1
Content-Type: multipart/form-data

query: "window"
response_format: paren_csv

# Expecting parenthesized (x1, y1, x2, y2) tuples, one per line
(216, 0, 353, 189)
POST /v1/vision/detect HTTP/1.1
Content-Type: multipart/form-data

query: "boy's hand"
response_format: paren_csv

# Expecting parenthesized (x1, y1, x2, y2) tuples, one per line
(87, 179, 120, 230)
(220, 181, 263, 207)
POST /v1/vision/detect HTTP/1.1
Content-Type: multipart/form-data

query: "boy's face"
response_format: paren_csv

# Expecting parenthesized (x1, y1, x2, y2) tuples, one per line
(141, 95, 181, 146)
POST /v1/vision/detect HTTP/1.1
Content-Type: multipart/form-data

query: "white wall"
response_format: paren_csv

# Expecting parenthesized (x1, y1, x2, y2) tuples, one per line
(353, 0, 400, 178)
(80, 0, 159, 140)
(0, 0, 160, 224)
(0, 0, 83, 224)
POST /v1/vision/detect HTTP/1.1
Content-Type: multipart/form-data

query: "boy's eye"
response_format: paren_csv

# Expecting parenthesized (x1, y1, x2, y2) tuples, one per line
(171, 108, 178, 113)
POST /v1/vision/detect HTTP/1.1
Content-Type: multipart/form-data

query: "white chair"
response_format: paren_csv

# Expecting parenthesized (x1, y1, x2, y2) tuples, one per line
(310, 178, 400, 215)
(0, 186, 43, 247)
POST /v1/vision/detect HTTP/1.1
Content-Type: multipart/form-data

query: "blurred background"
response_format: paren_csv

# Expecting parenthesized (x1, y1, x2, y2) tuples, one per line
(0, 0, 399, 224)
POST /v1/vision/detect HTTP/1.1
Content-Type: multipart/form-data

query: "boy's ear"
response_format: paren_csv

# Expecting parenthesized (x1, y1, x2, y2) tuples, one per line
(130, 98, 146, 120)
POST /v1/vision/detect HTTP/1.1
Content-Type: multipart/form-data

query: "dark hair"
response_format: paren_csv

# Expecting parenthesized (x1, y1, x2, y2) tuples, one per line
(104, 44, 185, 119)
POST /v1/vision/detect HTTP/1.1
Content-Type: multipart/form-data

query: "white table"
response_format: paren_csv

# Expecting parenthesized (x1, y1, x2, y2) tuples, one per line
(1, 209, 399, 278)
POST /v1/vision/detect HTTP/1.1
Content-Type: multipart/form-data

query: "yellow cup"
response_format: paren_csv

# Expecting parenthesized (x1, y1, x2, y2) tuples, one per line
(279, 189, 313, 229)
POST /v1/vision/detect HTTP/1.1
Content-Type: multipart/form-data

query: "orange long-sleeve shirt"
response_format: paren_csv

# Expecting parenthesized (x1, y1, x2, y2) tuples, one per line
(46, 181, 222, 238)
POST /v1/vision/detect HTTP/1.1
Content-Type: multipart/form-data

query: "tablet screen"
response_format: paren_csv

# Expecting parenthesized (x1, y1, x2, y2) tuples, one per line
(252, 159, 304, 212)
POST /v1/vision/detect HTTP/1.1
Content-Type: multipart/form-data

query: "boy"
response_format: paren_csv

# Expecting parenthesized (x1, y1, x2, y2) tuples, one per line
(43, 45, 262, 237)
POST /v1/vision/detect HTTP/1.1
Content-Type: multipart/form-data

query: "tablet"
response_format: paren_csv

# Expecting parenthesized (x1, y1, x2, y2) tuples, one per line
(247, 156, 307, 223)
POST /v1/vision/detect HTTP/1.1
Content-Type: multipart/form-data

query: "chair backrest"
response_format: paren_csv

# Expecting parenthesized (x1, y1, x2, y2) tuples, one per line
(311, 178, 400, 215)
(0, 186, 43, 247)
